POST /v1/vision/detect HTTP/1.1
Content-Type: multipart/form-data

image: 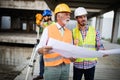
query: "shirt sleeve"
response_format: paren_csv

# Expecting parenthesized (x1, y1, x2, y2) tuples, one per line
(96, 30, 104, 50)
(35, 27, 48, 52)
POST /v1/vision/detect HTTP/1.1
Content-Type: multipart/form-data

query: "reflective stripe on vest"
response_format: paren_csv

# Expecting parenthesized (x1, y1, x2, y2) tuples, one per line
(73, 26, 97, 62)
(45, 55, 63, 62)
(44, 24, 72, 66)
(81, 44, 95, 48)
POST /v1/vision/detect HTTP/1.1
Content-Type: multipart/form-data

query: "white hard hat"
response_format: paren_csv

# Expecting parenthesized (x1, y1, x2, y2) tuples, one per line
(74, 7, 88, 18)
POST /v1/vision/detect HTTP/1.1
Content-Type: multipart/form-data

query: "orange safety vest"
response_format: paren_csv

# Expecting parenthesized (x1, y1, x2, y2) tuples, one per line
(44, 24, 72, 66)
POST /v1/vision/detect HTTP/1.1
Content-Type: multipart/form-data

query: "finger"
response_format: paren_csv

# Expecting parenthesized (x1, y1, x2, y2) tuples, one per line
(45, 46, 53, 50)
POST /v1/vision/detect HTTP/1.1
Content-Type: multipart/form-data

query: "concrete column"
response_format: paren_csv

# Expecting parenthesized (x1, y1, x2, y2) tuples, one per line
(88, 18, 92, 26)
(111, 9, 120, 43)
(11, 17, 21, 31)
(95, 15, 103, 33)
(10, 16, 14, 31)
(0, 16, 1, 30)
(27, 20, 34, 32)
(31, 20, 36, 32)
(26, 20, 29, 32)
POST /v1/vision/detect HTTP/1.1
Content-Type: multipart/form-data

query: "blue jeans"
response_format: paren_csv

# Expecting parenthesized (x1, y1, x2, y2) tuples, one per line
(73, 66, 95, 80)
(44, 63, 70, 80)
(39, 55, 44, 76)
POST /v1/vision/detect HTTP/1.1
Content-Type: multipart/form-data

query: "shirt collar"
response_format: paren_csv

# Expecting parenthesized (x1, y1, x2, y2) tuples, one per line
(56, 23, 61, 29)
(56, 23, 65, 30)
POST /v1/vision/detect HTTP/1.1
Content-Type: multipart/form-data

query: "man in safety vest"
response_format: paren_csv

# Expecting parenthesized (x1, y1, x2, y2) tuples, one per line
(35, 3, 72, 80)
(33, 9, 55, 80)
(72, 7, 108, 80)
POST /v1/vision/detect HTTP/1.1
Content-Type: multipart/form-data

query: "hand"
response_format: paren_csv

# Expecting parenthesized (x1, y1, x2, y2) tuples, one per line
(69, 57, 76, 62)
(38, 46, 53, 55)
(99, 49, 109, 57)
(103, 54, 109, 57)
(74, 39, 79, 46)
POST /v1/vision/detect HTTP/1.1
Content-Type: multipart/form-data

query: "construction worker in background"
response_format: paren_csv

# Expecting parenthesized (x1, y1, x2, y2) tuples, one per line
(34, 3, 73, 80)
(35, 13, 43, 42)
(72, 7, 108, 80)
(36, 13, 43, 26)
(41, 9, 55, 29)
(33, 9, 55, 80)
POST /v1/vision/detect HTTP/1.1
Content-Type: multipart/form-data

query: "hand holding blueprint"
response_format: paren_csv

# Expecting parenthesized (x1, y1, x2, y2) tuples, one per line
(47, 38, 120, 58)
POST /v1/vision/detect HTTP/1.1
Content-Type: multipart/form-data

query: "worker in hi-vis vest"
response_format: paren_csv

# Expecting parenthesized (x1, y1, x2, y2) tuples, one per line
(35, 3, 73, 80)
(72, 7, 108, 80)
(41, 9, 55, 29)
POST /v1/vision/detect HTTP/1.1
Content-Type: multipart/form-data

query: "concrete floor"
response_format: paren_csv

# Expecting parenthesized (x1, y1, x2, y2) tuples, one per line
(0, 32, 120, 80)
(15, 41, 120, 80)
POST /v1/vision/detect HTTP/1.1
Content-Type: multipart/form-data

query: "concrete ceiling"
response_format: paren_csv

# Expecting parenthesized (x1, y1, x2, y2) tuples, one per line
(0, 8, 43, 20)
(44, 0, 120, 19)
(0, 0, 119, 20)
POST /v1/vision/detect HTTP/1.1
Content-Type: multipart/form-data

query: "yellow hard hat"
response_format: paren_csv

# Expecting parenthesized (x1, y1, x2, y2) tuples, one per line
(54, 3, 71, 15)
(36, 13, 42, 20)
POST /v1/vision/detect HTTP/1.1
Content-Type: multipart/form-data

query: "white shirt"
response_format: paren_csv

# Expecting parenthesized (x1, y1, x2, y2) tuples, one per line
(35, 23, 65, 52)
